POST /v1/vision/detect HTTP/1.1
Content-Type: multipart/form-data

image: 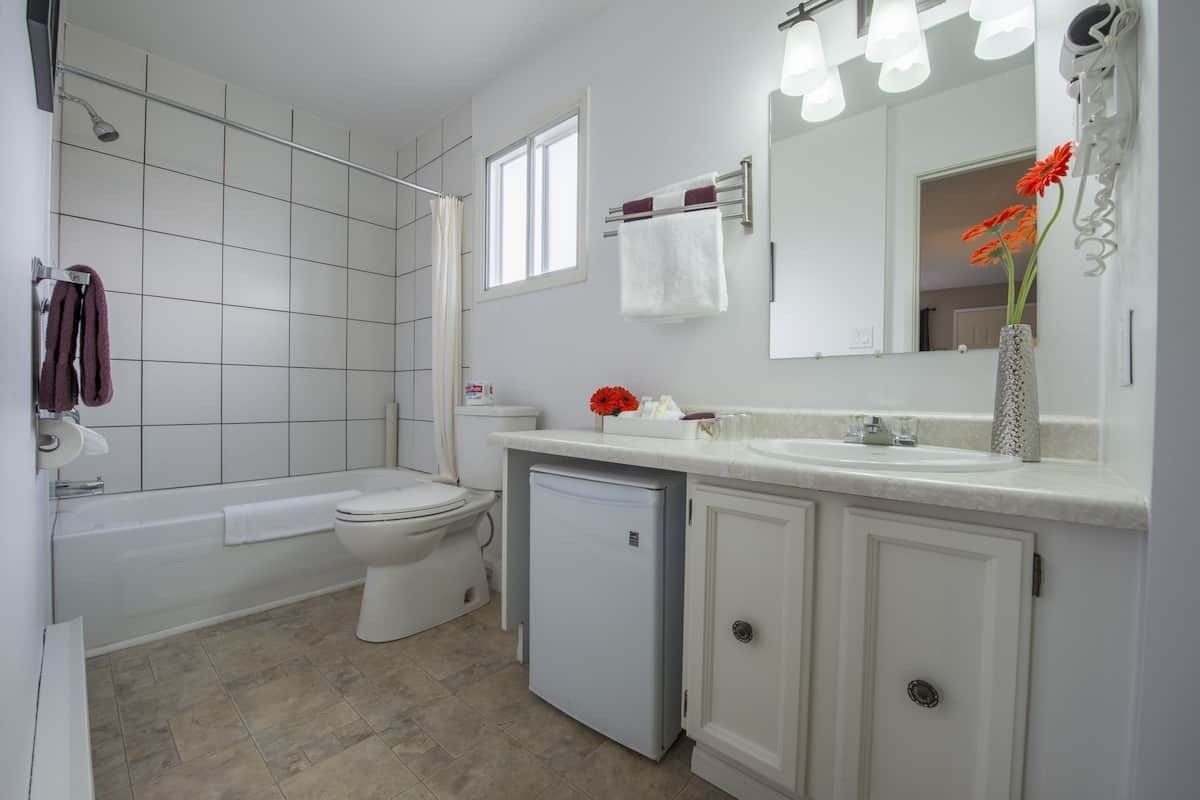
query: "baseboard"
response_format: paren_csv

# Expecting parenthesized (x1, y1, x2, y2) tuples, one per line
(84, 578, 364, 657)
(31, 618, 93, 800)
(691, 743, 801, 800)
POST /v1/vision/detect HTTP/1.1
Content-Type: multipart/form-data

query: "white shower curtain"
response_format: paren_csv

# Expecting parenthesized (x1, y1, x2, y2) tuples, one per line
(430, 196, 463, 484)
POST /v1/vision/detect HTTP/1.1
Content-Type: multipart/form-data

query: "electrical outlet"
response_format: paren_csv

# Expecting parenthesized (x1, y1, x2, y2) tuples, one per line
(850, 326, 874, 349)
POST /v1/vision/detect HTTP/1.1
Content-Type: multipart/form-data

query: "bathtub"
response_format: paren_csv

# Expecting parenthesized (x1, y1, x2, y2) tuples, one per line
(53, 468, 428, 652)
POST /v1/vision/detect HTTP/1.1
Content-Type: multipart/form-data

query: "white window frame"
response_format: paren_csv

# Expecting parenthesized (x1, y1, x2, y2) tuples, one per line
(474, 91, 589, 303)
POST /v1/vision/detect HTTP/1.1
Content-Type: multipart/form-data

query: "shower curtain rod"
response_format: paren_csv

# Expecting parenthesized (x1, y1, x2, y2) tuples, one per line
(57, 63, 447, 199)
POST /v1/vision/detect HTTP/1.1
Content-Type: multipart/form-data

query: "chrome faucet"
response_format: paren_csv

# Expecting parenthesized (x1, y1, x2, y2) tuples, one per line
(53, 479, 105, 499)
(844, 416, 918, 447)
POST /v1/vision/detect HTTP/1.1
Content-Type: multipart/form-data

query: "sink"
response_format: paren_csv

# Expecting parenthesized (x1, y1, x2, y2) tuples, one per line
(748, 438, 1021, 472)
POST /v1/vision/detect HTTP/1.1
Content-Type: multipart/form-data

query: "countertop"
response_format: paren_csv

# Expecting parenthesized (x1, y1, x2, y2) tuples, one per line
(491, 429, 1148, 532)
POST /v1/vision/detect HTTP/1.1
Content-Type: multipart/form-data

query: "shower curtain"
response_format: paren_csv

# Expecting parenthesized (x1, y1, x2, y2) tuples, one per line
(430, 196, 464, 484)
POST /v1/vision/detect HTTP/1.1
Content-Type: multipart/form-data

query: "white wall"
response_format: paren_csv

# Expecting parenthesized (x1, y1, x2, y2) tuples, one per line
(1130, 0, 1200, 795)
(54, 25, 473, 489)
(0, 0, 54, 794)
(467, 0, 1101, 429)
(770, 108, 887, 359)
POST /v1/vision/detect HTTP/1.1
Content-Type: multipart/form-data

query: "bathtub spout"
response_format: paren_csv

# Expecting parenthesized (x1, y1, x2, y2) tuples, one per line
(53, 479, 105, 499)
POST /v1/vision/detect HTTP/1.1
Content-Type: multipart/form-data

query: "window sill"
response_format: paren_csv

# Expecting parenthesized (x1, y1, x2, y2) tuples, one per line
(475, 264, 588, 303)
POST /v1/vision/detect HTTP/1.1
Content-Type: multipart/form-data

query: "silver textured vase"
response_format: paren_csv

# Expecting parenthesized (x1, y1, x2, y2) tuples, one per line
(991, 324, 1040, 462)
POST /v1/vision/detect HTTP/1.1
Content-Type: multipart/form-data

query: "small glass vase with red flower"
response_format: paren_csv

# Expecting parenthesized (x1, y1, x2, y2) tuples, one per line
(589, 386, 639, 432)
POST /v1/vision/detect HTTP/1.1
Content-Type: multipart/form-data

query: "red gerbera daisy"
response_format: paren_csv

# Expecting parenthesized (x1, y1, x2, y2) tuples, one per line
(1014, 205, 1038, 247)
(1016, 141, 1074, 197)
(589, 387, 617, 416)
(961, 204, 1028, 241)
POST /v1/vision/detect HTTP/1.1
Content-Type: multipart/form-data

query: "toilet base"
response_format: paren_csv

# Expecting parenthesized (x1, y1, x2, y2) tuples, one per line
(355, 527, 491, 642)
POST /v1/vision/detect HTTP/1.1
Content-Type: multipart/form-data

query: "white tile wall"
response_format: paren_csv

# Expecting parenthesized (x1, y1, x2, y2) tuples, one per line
(53, 26, 475, 489)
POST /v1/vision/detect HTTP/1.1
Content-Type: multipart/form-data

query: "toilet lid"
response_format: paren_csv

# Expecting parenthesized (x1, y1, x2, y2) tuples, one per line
(336, 484, 468, 522)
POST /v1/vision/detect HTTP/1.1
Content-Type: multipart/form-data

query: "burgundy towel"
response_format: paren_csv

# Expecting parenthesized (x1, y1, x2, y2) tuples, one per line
(75, 266, 112, 406)
(622, 185, 717, 223)
(36, 265, 112, 412)
(38, 279, 82, 412)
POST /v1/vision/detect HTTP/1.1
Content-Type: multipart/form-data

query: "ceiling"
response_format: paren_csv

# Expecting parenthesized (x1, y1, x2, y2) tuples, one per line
(65, 0, 615, 146)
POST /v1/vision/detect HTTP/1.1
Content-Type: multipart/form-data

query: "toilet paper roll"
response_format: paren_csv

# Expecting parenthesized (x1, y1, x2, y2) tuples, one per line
(35, 419, 109, 470)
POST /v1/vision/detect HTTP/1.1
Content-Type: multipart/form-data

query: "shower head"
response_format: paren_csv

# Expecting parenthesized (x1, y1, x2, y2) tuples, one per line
(58, 91, 120, 142)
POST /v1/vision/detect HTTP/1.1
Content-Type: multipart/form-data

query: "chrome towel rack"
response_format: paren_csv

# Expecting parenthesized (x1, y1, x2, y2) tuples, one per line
(32, 257, 91, 286)
(603, 156, 753, 238)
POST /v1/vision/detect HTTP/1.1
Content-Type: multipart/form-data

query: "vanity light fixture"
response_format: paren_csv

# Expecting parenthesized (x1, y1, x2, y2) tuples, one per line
(801, 65, 847, 122)
(778, 2, 837, 96)
(968, 0, 1029, 22)
(865, 0, 923, 63)
(879, 31, 931, 92)
(974, 1, 1035, 60)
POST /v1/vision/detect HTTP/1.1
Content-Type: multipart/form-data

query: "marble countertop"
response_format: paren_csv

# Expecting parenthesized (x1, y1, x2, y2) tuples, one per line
(491, 429, 1148, 532)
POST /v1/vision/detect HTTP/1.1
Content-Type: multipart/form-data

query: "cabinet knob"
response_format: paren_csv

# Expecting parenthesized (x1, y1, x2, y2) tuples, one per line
(731, 620, 754, 643)
(907, 679, 941, 709)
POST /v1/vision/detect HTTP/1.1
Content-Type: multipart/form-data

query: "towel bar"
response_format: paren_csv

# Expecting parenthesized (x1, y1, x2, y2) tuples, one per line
(603, 156, 753, 238)
(32, 257, 91, 286)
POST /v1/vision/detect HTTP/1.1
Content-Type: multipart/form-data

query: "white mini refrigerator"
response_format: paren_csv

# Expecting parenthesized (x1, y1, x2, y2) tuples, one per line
(529, 464, 686, 760)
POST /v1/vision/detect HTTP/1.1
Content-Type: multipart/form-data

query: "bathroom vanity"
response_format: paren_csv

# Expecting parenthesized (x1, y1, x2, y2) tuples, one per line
(494, 429, 1147, 800)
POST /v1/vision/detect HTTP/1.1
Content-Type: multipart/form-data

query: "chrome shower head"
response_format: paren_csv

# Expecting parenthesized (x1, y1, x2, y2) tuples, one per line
(58, 91, 120, 142)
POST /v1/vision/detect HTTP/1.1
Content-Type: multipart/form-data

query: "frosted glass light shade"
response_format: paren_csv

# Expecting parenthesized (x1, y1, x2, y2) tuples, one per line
(969, 0, 1028, 23)
(780, 18, 828, 96)
(865, 0, 922, 63)
(801, 67, 846, 123)
(879, 32, 930, 93)
(975, 3, 1035, 60)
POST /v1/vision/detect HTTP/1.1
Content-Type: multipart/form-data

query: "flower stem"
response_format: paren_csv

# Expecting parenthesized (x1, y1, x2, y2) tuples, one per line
(1013, 184, 1065, 324)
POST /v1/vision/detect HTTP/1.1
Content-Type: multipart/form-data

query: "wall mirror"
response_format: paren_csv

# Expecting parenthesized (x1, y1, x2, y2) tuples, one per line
(769, 10, 1036, 360)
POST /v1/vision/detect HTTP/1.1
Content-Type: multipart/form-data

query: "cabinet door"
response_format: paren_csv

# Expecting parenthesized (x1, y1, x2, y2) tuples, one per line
(684, 484, 814, 793)
(834, 509, 1034, 800)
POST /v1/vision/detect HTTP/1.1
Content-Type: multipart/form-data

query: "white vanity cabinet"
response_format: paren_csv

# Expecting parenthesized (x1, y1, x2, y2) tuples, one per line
(683, 484, 815, 794)
(684, 485, 1036, 800)
(832, 509, 1034, 800)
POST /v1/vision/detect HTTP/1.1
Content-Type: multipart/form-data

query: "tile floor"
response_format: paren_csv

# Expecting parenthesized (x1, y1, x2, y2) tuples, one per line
(87, 587, 732, 800)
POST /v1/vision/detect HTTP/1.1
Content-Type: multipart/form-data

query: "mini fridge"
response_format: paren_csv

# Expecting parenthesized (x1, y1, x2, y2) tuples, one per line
(528, 463, 686, 760)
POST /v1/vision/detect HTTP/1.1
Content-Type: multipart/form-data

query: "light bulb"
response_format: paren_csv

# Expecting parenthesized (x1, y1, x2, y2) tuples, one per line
(865, 0, 922, 63)
(879, 32, 931, 93)
(969, 0, 1029, 23)
(801, 66, 846, 123)
(780, 18, 828, 96)
(975, 3, 1035, 60)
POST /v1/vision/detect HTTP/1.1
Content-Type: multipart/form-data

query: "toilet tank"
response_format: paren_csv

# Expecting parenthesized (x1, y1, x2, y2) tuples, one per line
(455, 405, 539, 491)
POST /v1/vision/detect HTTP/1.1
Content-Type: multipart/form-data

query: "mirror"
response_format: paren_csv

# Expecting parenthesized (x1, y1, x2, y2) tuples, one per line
(769, 11, 1036, 360)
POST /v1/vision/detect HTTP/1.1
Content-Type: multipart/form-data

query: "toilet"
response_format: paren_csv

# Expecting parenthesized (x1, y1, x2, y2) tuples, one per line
(335, 405, 538, 642)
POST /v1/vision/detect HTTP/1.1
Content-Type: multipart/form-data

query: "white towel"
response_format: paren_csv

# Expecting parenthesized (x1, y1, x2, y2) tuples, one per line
(223, 490, 361, 546)
(619, 208, 728, 321)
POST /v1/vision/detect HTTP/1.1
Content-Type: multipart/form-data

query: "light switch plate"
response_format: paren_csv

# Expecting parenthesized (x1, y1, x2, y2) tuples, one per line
(850, 326, 874, 349)
(1118, 308, 1133, 386)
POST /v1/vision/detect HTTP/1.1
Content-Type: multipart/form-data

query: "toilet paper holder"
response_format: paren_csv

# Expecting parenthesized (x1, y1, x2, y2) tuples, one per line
(36, 409, 80, 453)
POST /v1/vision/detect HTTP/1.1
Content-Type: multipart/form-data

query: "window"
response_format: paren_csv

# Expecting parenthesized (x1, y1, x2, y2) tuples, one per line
(484, 108, 584, 297)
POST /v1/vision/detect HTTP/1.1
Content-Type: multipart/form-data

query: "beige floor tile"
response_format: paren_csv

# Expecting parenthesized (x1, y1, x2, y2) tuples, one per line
(499, 698, 605, 775)
(677, 775, 737, 799)
(202, 620, 322, 682)
(132, 739, 273, 800)
(343, 663, 450, 731)
(534, 778, 590, 800)
(116, 665, 224, 728)
(115, 632, 210, 682)
(455, 663, 540, 725)
(393, 784, 438, 800)
(299, 718, 374, 765)
(403, 622, 514, 689)
(90, 714, 127, 777)
(228, 659, 342, 733)
(410, 696, 496, 757)
(93, 759, 132, 800)
(252, 699, 361, 781)
(123, 718, 181, 784)
(88, 664, 117, 705)
(169, 695, 248, 761)
(424, 732, 556, 800)
(392, 735, 455, 779)
(277, 735, 419, 800)
(564, 738, 693, 800)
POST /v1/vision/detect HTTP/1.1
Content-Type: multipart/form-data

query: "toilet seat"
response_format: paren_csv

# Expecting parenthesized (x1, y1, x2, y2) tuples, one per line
(336, 484, 469, 524)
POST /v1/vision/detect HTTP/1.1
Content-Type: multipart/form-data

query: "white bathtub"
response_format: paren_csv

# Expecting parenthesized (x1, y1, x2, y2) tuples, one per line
(53, 468, 428, 652)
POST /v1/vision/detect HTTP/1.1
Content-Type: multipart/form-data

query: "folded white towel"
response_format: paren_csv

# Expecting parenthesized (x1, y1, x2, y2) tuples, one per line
(636, 172, 719, 200)
(619, 208, 728, 321)
(223, 490, 361, 546)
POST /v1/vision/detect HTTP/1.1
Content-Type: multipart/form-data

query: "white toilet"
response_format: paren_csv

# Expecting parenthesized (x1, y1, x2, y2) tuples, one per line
(335, 405, 538, 642)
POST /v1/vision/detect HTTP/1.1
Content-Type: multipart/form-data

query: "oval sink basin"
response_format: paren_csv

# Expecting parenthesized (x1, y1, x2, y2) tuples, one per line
(748, 438, 1021, 473)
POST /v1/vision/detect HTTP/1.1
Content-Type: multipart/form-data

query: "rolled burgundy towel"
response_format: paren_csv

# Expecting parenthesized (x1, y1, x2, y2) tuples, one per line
(38, 279, 82, 412)
(622, 197, 654, 219)
(684, 185, 717, 207)
(75, 266, 112, 406)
